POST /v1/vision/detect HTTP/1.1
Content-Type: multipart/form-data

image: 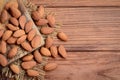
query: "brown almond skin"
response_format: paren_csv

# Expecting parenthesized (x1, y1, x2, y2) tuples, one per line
(0, 40, 7, 54)
(25, 21, 33, 33)
(22, 54, 33, 61)
(44, 63, 57, 71)
(10, 64, 20, 74)
(2, 30, 13, 41)
(27, 70, 39, 77)
(7, 36, 17, 44)
(19, 15, 26, 29)
(31, 11, 41, 21)
(50, 45, 58, 58)
(58, 45, 67, 58)
(40, 27, 54, 35)
(45, 36, 53, 48)
(57, 32, 68, 41)
(10, 7, 21, 18)
(0, 10, 8, 23)
(40, 47, 51, 56)
(0, 29, 4, 38)
(31, 35, 41, 48)
(37, 5, 44, 18)
(17, 34, 27, 44)
(9, 17, 19, 26)
(34, 50, 42, 63)
(47, 15, 55, 27)
(8, 46, 18, 58)
(27, 29, 37, 41)
(13, 30, 25, 38)
(0, 54, 8, 67)
(35, 19, 48, 26)
(5, 2, 18, 10)
(21, 61, 36, 69)
(21, 41, 32, 52)
(6, 24, 19, 31)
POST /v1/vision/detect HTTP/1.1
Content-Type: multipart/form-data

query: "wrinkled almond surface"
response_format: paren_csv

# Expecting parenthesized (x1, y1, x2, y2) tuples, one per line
(31, 35, 41, 48)
(6, 24, 19, 31)
(57, 32, 68, 41)
(17, 34, 27, 44)
(13, 29, 25, 38)
(21, 41, 32, 52)
(47, 15, 55, 27)
(37, 5, 44, 18)
(44, 63, 57, 71)
(50, 45, 58, 58)
(22, 54, 33, 61)
(9, 17, 19, 26)
(0, 10, 8, 23)
(34, 50, 42, 63)
(7, 36, 17, 44)
(45, 36, 53, 48)
(21, 61, 36, 69)
(25, 21, 33, 33)
(5, 2, 18, 10)
(10, 7, 21, 18)
(8, 46, 18, 58)
(40, 27, 54, 35)
(31, 11, 41, 21)
(40, 47, 51, 56)
(19, 15, 26, 29)
(58, 45, 67, 58)
(0, 29, 4, 38)
(27, 70, 39, 77)
(35, 19, 48, 26)
(0, 54, 8, 67)
(2, 30, 13, 41)
(10, 64, 20, 74)
(27, 29, 37, 41)
(0, 40, 7, 54)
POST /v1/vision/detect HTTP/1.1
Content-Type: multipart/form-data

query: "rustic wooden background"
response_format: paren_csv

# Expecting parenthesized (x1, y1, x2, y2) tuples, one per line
(31, 0, 120, 80)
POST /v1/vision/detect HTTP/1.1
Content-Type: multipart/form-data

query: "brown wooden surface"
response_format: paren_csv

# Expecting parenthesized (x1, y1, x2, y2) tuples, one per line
(32, 0, 120, 80)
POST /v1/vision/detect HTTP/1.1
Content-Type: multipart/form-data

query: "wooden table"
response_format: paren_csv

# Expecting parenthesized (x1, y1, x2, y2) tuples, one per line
(31, 0, 120, 80)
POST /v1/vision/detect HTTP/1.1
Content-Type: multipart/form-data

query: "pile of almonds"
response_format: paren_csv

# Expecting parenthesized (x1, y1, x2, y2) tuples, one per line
(0, 0, 68, 79)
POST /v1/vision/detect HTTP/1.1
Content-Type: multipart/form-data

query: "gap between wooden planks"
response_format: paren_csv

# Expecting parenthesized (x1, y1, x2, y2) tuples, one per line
(45, 52, 120, 80)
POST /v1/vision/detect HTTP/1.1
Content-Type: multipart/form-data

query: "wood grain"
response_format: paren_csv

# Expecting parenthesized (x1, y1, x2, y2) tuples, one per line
(31, 0, 120, 7)
(45, 52, 120, 80)
(44, 8, 120, 51)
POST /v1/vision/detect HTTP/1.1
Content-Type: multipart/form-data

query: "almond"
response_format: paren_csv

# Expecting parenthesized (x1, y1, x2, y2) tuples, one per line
(5, 2, 18, 10)
(9, 17, 19, 26)
(58, 45, 67, 58)
(2, 30, 13, 41)
(8, 46, 18, 58)
(44, 63, 57, 71)
(27, 70, 39, 77)
(40, 47, 51, 56)
(22, 54, 33, 61)
(7, 36, 17, 44)
(13, 29, 25, 37)
(10, 64, 20, 74)
(0, 29, 4, 38)
(21, 41, 32, 52)
(6, 24, 19, 31)
(57, 32, 68, 41)
(50, 45, 58, 58)
(17, 34, 27, 44)
(35, 19, 48, 26)
(31, 11, 40, 21)
(33, 50, 42, 63)
(0, 54, 8, 67)
(25, 21, 33, 33)
(21, 61, 36, 69)
(37, 5, 44, 18)
(19, 15, 26, 29)
(31, 35, 41, 48)
(10, 7, 21, 18)
(27, 29, 37, 41)
(47, 15, 55, 27)
(40, 27, 54, 35)
(45, 36, 53, 48)
(0, 40, 7, 54)
(0, 10, 8, 23)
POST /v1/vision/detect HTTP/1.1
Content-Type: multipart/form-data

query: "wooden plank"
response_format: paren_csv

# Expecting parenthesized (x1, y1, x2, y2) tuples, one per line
(31, 0, 120, 7)
(45, 8, 120, 51)
(46, 52, 120, 80)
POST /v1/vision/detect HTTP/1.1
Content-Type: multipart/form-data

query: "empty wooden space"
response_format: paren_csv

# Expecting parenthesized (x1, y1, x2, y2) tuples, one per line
(32, 0, 120, 80)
